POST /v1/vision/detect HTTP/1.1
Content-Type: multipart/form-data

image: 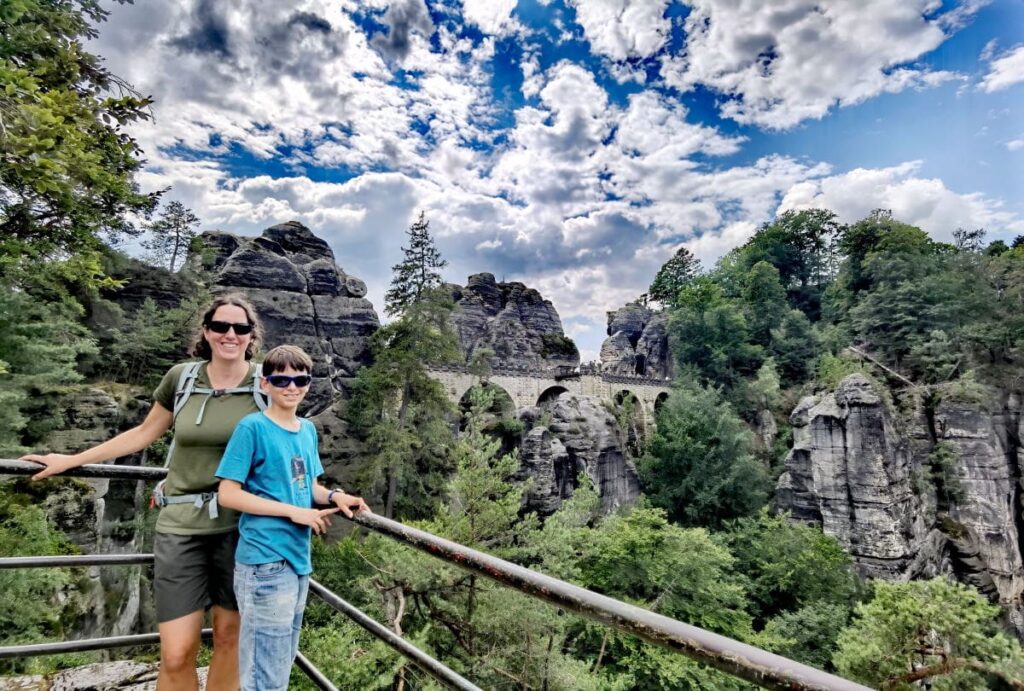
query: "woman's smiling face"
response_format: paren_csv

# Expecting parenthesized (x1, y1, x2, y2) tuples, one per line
(204, 304, 252, 363)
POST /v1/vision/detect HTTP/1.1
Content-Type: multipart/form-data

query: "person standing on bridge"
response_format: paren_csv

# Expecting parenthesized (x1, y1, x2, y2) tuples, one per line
(22, 294, 267, 691)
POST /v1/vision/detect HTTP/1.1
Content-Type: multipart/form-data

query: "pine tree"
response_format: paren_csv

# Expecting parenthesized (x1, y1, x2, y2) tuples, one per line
(649, 246, 701, 307)
(384, 211, 447, 316)
(142, 201, 200, 272)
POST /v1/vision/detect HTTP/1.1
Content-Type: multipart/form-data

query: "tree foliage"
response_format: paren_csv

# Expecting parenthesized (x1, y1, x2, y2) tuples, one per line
(0, 0, 156, 285)
(648, 245, 701, 307)
(384, 211, 448, 317)
(834, 578, 1024, 689)
(638, 379, 769, 528)
(347, 290, 460, 518)
(141, 200, 199, 272)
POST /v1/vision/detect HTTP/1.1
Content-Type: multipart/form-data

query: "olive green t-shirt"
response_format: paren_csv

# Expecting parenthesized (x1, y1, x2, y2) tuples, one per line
(153, 361, 261, 535)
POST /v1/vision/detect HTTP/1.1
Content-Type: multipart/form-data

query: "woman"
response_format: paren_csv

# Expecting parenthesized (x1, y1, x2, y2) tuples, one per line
(22, 293, 266, 691)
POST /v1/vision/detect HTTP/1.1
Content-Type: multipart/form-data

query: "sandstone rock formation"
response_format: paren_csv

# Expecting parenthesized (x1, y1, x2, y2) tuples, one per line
(448, 273, 579, 371)
(192, 221, 379, 414)
(517, 395, 641, 516)
(775, 373, 1024, 632)
(599, 303, 672, 379)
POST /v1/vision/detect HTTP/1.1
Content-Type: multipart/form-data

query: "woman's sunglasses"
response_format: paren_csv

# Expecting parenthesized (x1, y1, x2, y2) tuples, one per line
(205, 320, 254, 335)
(266, 374, 313, 388)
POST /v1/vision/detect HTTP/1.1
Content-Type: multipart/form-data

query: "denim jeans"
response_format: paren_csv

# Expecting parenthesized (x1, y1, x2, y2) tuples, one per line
(234, 560, 309, 691)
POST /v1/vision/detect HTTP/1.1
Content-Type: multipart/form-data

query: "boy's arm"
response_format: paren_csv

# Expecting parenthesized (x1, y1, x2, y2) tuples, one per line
(312, 479, 372, 519)
(218, 480, 338, 535)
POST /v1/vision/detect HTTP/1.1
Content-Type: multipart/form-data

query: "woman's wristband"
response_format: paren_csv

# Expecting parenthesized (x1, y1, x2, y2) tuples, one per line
(327, 489, 342, 504)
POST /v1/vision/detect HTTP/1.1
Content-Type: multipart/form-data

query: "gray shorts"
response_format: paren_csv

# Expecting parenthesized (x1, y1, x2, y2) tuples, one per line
(153, 531, 239, 623)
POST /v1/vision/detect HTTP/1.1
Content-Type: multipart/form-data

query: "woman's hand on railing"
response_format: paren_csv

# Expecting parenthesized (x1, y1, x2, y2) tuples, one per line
(19, 453, 79, 481)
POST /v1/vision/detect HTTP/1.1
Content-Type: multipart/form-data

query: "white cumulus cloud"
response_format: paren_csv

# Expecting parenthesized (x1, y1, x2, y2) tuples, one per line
(980, 44, 1024, 92)
(661, 0, 969, 129)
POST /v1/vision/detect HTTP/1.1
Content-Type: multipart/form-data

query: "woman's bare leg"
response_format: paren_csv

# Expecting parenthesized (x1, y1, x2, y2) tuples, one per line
(157, 610, 203, 691)
(206, 605, 241, 691)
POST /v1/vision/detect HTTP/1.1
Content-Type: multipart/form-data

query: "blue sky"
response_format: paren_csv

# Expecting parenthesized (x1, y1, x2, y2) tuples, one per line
(92, 0, 1024, 360)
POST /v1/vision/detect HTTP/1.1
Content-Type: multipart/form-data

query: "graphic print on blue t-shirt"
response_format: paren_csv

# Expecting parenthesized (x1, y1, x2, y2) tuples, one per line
(291, 456, 307, 491)
(215, 413, 325, 575)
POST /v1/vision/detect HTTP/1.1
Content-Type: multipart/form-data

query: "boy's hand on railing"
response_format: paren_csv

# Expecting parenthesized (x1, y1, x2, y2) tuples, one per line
(290, 507, 339, 535)
(20, 453, 77, 481)
(331, 492, 372, 519)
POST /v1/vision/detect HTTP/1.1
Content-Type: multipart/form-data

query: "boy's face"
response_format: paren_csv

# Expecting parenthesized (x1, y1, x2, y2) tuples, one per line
(261, 365, 311, 412)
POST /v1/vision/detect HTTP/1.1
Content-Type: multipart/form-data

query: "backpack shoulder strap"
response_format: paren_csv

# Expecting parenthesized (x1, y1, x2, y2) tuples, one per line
(172, 361, 203, 423)
(250, 361, 269, 411)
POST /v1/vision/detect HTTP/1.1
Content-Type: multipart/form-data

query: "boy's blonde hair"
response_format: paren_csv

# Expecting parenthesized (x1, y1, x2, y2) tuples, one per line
(262, 345, 313, 376)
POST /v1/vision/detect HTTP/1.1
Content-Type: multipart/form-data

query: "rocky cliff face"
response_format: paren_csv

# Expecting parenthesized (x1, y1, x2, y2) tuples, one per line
(517, 396, 641, 516)
(775, 373, 1024, 631)
(25, 388, 156, 641)
(448, 273, 579, 371)
(191, 221, 379, 414)
(599, 303, 672, 379)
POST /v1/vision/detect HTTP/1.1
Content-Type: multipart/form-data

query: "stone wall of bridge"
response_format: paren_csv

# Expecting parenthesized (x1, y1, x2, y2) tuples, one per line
(426, 366, 672, 428)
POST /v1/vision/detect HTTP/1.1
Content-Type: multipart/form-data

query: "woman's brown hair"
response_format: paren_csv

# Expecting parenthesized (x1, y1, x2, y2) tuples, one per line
(190, 293, 264, 361)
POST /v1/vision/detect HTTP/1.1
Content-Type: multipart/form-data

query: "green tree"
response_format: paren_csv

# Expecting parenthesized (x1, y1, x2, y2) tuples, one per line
(742, 261, 788, 347)
(0, 288, 96, 454)
(834, 578, 1024, 689)
(0, 0, 156, 285)
(563, 507, 755, 690)
(347, 290, 460, 518)
(741, 209, 842, 320)
(141, 200, 199, 272)
(648, 245, 701, 308)
(718, 510, 859, 628)
(638, 379, 769, 528)
(0, 481, 81, 673)
(384, 211, 447, 317)
(668, 278, 763, 388)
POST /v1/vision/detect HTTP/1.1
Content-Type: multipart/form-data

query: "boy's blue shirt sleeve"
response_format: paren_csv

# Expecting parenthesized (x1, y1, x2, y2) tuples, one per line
(308, 420, 325, 478)
(216, 417, 257, 483)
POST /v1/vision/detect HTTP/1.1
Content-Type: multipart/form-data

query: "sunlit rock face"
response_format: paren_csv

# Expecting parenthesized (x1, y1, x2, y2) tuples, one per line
(775, 373, 1024, 633)
(195, 221, 380, 415)
(447, 273, 579, 371)
(517, 395, 641, 516)
(599, 303, 672, 379)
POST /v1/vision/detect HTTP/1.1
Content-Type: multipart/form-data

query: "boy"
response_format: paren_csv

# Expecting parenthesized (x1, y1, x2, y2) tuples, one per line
(216, 344, 370, 691)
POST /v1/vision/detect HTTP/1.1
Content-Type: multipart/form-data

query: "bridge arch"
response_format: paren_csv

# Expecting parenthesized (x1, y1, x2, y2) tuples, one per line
(654, 391, 669, 413)
(613, 389, 646, 456)
(537, 385, 569, 406)
(459, 382, 515, 416)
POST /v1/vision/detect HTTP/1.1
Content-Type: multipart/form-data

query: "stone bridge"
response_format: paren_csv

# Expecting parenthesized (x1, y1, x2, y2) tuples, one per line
(425, 364, 673, 429)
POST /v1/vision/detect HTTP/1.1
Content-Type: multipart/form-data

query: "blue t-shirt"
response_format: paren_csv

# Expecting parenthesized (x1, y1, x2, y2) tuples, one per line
(215, 412, 325, 575)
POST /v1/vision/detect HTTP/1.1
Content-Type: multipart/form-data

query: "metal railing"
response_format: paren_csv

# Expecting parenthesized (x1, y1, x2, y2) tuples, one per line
(0, 459, 870, 690)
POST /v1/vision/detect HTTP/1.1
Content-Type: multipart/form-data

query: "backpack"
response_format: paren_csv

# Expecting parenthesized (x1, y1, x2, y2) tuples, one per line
(151, 361, 268, 517)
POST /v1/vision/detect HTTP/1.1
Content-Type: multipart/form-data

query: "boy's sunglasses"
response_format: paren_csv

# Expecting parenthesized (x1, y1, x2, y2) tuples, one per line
(206, 320, 254, 335)
(266, 374, 313, 388)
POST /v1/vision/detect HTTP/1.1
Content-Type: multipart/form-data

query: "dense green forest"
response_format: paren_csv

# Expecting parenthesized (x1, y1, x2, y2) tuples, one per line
(4, 1, 1024, 689)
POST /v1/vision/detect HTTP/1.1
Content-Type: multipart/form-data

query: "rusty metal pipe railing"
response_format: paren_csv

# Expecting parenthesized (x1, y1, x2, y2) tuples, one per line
(0, 554, 154, 569)
(348, 512, 871, 691)
(294, 651, 340, 691)
(0, 459, 166, 481)
(309, 579, 482, 691)
(1, 459, 869, 689)
(0, 630, 213, 660)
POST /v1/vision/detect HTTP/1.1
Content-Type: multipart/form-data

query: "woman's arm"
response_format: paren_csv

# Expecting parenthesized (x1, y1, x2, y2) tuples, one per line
(21, 402, 174, 480)
(218, 479, 338, 535)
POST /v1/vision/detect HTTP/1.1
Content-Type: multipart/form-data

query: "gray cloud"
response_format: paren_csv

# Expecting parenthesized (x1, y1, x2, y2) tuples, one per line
(169, 0, 231, 58)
